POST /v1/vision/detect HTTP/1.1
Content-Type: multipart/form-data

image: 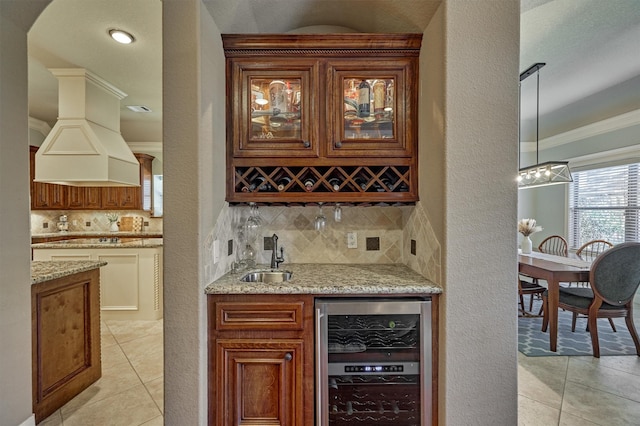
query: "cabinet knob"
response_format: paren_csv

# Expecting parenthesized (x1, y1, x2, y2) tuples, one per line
(303, 141, 311, 148)
(334, 141, 342, 148)
(284, 353, 293, 361)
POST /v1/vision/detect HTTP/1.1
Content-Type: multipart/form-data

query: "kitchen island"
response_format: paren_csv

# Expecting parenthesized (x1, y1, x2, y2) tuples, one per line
(206, 263, 441, 426)
(32, 238, 163, 320)
(31, 260, 106, 423)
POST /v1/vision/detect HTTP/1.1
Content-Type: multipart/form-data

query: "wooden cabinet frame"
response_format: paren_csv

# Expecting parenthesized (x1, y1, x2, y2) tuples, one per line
(223, 34, 422, 205)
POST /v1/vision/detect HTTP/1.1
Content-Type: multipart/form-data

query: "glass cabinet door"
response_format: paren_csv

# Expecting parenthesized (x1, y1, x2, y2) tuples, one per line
(231, 60, 319, 157)
(327, 60, 415, 158)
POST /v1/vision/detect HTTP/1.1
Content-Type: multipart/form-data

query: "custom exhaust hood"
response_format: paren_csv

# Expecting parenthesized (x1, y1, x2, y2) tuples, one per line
(34, 68, 140, 187)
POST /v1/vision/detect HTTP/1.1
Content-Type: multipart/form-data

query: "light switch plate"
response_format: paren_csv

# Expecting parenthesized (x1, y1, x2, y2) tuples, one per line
(213, 240, 220, 263)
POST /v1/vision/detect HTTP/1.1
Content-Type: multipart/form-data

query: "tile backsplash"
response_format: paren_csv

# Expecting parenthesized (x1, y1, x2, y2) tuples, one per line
(31, 210, 163, 234)
(204, 202, 441, 285)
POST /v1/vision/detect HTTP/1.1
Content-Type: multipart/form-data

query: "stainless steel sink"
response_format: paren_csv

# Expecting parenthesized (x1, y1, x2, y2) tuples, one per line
(240, 270, 293, 283)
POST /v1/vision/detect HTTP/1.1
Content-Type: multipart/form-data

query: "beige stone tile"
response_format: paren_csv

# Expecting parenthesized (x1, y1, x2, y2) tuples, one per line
(101, 341, 129, 367)
(517, 395, 560, 426)
(562, 381, 640, 425)
(567, 357, 640, 402)
(105, 319, 163, 344)
(101, 320, 118, 348)
(559, 411, 600, 425)
(572, 354, 640, 377)
(39, 409, 62, 426)
(62, 384, 161, 426)
(60, 357, 142, 416)
(145, 376, 164, 413)
(120, 332, 164, 383)
(101, 331, 118, 348)
(517, 353, 568, 409)
(141, 415, 164, 426)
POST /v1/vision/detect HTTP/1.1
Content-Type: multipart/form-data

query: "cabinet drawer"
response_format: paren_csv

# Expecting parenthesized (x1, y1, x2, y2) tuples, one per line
(216, 301, 305, 331)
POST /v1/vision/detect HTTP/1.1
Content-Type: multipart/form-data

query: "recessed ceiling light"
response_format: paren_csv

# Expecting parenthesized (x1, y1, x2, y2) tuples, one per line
(109, 29, 135, 44)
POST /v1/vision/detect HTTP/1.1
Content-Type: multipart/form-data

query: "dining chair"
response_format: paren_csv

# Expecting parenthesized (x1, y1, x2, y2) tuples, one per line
(541, 242, 640, 357)
(538, 235, 568, 256)
(570, 239, 616, 330)
(576, 239, 614, 262)
(518, 278, 545, 316)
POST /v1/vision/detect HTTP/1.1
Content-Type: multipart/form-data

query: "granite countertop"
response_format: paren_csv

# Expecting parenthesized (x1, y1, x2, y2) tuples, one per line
(205, 263, 442, 295)
(32, 237, 163, 249)
(32, 260, 107, 284)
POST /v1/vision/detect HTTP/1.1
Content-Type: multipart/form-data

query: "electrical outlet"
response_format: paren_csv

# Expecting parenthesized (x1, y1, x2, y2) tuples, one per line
(43, 222, 48, 229)
(86, 221, 91, 227)
(347, 232, 357, 248)
(228, 239, 234, 256)
(411, 239, 417, 255)
(72, 220, 78, 226)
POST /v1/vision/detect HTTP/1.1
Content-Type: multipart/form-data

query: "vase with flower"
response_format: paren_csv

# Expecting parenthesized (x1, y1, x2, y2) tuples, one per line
(106, 213, 119, 232)
(518, 218, 543, 254)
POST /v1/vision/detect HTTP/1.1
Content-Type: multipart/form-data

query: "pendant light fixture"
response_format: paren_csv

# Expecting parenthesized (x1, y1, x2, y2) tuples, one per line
(517, 63, 572, 189)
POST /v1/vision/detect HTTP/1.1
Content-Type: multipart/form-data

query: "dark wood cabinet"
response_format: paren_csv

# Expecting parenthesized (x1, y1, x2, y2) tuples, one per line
(31, 267, 102, 423)
(208, 294, 314, 426)
(29, 146, 153, 211)
(223, 34, 421, 205)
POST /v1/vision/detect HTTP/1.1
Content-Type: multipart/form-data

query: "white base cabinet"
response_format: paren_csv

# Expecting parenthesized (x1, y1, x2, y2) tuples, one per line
(33, 246, 163, 320)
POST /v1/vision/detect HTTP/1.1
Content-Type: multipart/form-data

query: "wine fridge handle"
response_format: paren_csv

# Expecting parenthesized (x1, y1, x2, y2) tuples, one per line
(315, 307, 326, 426)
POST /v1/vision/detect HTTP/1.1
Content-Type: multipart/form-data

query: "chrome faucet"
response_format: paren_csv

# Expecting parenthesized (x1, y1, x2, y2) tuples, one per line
(270, 234, 285, 269)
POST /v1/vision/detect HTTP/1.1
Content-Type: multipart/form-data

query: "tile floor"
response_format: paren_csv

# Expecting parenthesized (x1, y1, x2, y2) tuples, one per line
(37, 316, 640, 426)
(39, 319, 163, 426)
(518, 304, 640, 426)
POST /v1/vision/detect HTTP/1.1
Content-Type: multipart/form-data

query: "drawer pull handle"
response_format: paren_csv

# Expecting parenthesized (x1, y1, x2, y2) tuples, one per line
(284, 353, 293, 361)
(334, 141, 342, 148)
(303, 141, 311, 148)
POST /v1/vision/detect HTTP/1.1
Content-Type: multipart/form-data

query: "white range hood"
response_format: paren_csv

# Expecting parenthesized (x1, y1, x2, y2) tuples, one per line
(35, 68, 140, 187)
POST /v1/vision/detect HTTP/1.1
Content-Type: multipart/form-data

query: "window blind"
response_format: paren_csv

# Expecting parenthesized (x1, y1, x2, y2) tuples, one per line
(568, 162, 640, 248)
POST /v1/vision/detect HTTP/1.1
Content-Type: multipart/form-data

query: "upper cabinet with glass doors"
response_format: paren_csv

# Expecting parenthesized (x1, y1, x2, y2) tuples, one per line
(223, 34, 422, 205)
(229, 59, 319, 157)
(327, 60, 415, 157)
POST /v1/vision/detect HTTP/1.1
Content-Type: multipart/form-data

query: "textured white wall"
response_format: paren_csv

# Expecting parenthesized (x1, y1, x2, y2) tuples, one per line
(162, 0, 226, 423)
(0, 3, 52, 425)
(441, 1, 520, 424)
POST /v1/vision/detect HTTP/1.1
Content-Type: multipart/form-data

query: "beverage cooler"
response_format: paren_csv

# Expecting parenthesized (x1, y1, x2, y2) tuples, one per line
(315, 298, 432, 426)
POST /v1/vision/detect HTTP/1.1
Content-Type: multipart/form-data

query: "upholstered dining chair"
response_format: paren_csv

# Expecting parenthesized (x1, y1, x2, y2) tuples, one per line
(541, 242, 640, 358)
(538, 235, 568, 256)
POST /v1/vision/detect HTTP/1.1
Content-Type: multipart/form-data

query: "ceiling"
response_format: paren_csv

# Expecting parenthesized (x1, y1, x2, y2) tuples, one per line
(27, 0, 640, 147)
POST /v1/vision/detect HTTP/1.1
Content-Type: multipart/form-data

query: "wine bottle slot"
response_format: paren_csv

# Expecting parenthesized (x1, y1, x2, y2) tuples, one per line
(353, 177, 368, 190)
(304, 178, 316, 191)
(276, 176, 292, 191)
(328, 178, 341, 191)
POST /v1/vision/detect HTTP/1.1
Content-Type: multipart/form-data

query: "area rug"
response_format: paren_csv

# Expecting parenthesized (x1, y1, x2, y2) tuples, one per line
(518, 299, 639, 356)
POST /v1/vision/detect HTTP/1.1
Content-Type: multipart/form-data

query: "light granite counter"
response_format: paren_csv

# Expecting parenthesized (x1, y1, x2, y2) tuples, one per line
(31, 260, 107, 284)
(32, 237, 163, 249)
(205, 263, 441, 295)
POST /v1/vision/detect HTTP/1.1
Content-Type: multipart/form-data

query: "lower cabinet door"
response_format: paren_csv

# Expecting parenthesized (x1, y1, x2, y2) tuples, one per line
(215, 339, 303, 426)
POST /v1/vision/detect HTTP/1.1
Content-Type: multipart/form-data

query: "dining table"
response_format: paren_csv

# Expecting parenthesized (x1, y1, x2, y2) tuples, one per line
(518, 251, 592, 352)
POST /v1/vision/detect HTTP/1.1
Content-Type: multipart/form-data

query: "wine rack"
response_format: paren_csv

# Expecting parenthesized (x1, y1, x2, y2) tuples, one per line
(230, 164, 415, 205)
